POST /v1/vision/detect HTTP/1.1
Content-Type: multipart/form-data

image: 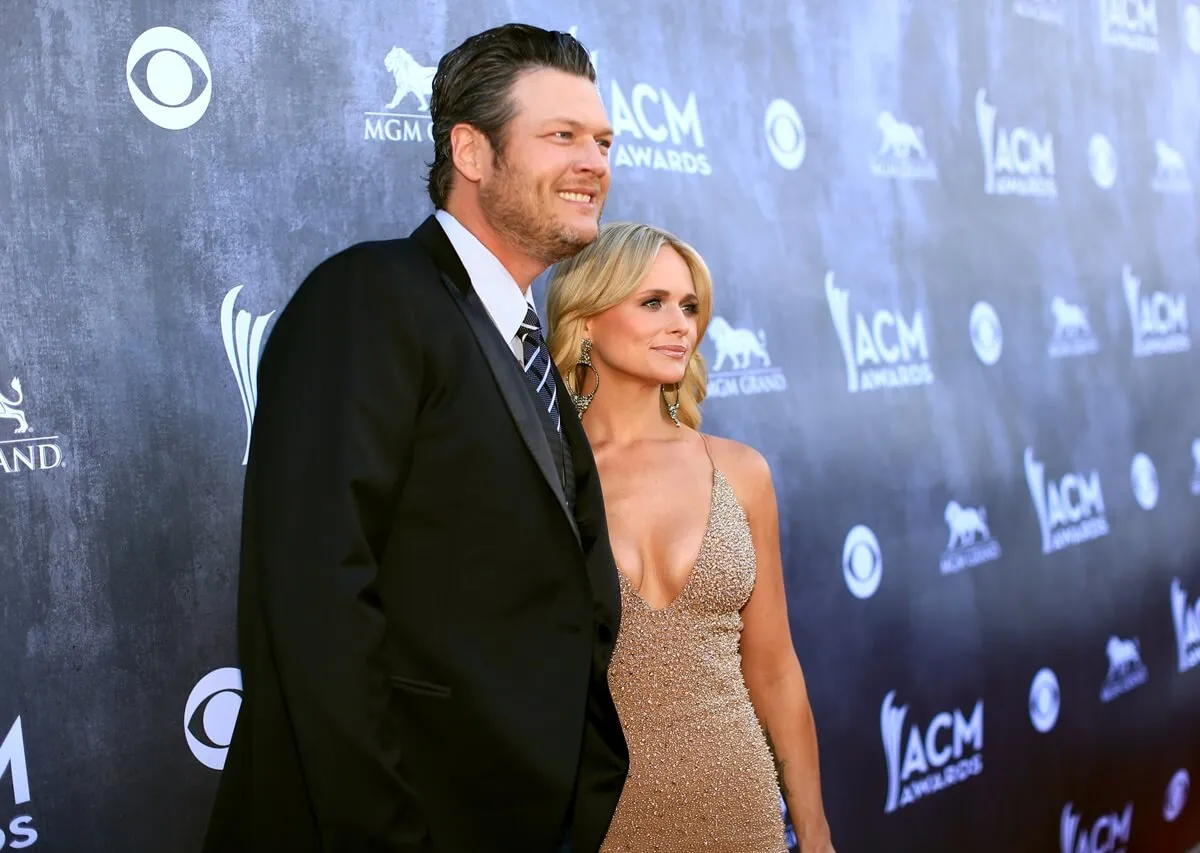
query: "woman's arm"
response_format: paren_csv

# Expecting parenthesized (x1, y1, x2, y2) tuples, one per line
(721, 440, 834, 853)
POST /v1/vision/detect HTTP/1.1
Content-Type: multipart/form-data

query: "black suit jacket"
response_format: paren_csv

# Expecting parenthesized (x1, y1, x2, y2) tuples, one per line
(202, 216, 629, 853)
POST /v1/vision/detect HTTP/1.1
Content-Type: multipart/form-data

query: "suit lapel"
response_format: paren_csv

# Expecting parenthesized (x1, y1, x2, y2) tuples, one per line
(412, 216, 580, 544)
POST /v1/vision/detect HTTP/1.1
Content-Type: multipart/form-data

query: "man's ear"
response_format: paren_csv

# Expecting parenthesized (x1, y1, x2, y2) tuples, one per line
(450, 124, 488, 185)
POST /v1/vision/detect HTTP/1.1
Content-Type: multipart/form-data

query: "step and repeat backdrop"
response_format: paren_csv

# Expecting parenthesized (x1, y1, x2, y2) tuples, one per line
(2, 0, 1200, 850)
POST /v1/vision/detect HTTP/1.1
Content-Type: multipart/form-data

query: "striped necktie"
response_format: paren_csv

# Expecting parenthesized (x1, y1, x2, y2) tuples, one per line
(516, 305, 561, 434)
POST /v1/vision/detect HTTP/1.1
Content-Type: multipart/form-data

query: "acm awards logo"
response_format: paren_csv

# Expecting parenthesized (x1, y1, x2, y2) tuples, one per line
(185, 668, 243, 771)
(0, 375, 64, 477)
(1170, 577, 1200, 674)
(825, 272, 934, 393)
(563, 26, 710, 176)
(880, 691, 984, 814)
(221, 286, 275, 465)
(607, 80, 709, 176)
(975, 88, 1057, 199)
(126, 27, 212, 130)
(1023, 447, 1110, 555)
(1099, 0, 1159, 53)
(704, 316, 787, 399)
(0, 717, 38, 848)
(1060, 802, 1133, 853)
(1122, 264, 1190, 358)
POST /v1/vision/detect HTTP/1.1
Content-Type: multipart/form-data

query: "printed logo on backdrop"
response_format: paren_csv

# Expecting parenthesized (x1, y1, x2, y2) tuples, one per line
(975, 88, 1057, 199)
(825, 272, 934, 393)
(1047, 295, 1100, 359)
(1186, 4, 1200, 53)
(1150, 139, 1192, 194)
(1014, 0, 1066, 25)
(1170, 577, 1200, 673)
(0, 717, 39, 848)
(1029, 668, 1061, 733)
(126, 27, 212, 130)
(186, 667, 243, 771)
(1088, 133, 1118, 189)
(843, 525, 882, 600)
(969, 302, 1003, 366)
(1164, 769, 1190, 823)
(221, 286, 275, 465)
(704, 317, 787, 399)
(764, 99, 806, 171)
(606, 72, 710, 176)
(1122, 264, 1190, 358)
(869, 111, 937, 181)
(880, 691, 984, 814)
(940, 499, 1002, 575)
(1061, 802, 1133, 853)
(1100, 0, 1160, 52)
(363, 45, 437, 145)
(0, 375, 64, 477)
(1190, 439, 1200, 495)
(1024, 447, 1110, 555)
(1130, 452, 1158, 510)
(1099, 635, 1149, 702)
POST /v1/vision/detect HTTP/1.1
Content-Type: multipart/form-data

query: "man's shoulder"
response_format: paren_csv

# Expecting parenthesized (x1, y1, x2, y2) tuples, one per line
(303, 233, 441, 289)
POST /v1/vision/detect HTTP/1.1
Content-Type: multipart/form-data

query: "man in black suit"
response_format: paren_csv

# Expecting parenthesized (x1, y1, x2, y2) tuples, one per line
(202, 23, 626, 853)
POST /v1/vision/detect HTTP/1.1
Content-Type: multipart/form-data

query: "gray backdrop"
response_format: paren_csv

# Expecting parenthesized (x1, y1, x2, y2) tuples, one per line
(2, 0, 1200, 850)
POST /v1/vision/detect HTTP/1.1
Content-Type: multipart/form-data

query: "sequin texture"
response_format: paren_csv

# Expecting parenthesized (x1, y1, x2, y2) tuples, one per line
(600, 468, 788, 853)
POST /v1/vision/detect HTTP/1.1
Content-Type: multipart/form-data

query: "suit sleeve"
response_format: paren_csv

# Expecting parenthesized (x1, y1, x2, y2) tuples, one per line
(244, 244, 427, 850)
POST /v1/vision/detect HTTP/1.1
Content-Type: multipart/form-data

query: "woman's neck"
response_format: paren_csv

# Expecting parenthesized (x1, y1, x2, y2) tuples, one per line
(579, 373, 678, 448)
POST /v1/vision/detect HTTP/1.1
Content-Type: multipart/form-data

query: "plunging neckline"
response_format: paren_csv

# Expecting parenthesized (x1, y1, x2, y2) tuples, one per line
(616, 466, 720, 614)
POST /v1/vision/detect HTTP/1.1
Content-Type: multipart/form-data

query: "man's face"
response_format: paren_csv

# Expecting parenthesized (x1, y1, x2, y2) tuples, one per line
(478, 68, 613, 266)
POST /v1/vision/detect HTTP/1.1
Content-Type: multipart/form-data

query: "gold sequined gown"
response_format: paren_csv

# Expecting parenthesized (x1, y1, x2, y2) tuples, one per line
(600, 466, 788, 853)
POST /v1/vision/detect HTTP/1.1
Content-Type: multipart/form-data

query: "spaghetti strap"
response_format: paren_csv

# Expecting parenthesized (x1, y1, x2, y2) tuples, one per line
(699, 433, 717, 472)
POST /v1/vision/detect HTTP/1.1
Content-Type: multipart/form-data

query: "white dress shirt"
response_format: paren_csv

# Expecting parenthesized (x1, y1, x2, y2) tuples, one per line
(435, 209, 535, 363)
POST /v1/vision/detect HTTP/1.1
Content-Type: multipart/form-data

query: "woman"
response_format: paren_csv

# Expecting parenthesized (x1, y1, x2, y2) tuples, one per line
(546, 222, 835, 853)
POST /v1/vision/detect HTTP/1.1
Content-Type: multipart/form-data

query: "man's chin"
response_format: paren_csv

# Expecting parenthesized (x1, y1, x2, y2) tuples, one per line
(541, 225, 598, 263)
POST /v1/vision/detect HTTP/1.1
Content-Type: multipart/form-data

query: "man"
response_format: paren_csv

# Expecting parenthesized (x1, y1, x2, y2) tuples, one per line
(202, 23, 626, 853)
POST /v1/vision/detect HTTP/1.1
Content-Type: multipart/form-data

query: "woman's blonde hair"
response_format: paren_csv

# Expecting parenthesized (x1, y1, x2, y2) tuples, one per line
(545, 222, 714, 429)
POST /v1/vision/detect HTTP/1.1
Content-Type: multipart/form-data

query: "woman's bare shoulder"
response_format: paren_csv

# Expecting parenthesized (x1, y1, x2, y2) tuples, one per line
(699, 432, 774, 501)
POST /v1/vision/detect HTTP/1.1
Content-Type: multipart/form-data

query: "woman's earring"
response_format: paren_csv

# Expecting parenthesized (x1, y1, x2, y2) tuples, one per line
(571, 338, 600, 416)
(662, 384, 681, 428)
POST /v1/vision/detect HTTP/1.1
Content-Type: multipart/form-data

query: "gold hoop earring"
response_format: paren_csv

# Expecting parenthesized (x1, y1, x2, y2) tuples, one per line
(571, 337, 600, 416)
(662, 384, 681, 428)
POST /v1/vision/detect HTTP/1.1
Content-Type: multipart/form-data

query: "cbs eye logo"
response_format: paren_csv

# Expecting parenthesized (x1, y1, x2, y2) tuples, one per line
(184, 667, 242, 770)
(126, 27, 212, 130)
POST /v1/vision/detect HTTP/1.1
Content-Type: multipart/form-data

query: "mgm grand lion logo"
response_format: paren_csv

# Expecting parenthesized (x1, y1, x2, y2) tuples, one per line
(704, 316, 786, 398)
(0, 378, 30, 434)
(384, 46, 436, 112)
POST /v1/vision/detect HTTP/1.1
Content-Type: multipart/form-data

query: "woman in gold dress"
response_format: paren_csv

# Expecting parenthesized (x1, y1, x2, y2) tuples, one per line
(546, 223, 835, 853)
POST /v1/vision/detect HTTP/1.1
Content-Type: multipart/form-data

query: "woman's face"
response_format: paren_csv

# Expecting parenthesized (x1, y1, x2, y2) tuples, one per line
(585, 246, 699, 386)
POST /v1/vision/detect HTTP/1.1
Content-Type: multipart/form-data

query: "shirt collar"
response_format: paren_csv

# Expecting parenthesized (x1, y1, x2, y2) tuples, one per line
(435, 209, 535, 343)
